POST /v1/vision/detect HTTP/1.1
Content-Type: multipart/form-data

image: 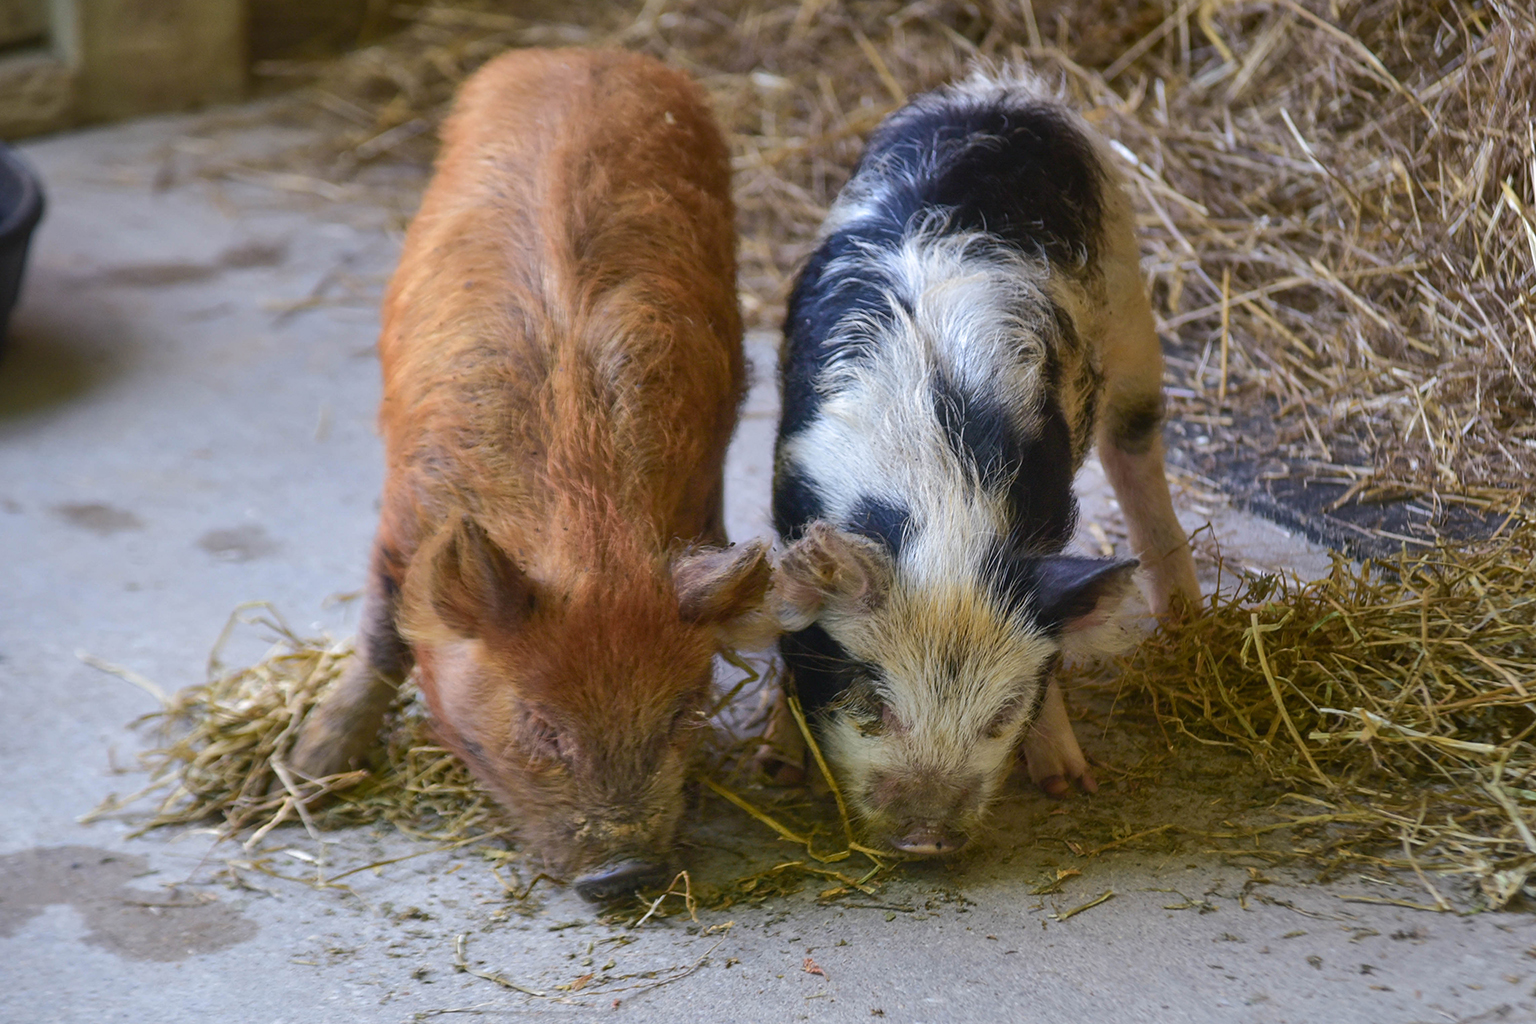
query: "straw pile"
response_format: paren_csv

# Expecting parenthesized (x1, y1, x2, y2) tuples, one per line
(89, 604, 499, 849)
(1086, 0, 1536, 552)
(1111, 525, 1536, 910)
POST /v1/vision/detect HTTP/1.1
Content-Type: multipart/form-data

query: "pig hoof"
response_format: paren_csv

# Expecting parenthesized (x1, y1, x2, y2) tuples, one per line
(287, 719, 373, 780)
(572, 859, 672, 903)
(1036, 774, 1068, 798)
(752, 743, 807, 786)
(1034, 769, 1098, 799)
(891, 826, 968, 856)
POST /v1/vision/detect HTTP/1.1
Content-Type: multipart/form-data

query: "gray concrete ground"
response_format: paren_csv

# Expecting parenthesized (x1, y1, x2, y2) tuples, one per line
(2, 108, 1532, 1024)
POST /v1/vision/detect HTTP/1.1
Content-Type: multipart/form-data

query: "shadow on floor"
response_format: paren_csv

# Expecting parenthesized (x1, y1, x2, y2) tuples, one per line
(0, 283, 130, 423)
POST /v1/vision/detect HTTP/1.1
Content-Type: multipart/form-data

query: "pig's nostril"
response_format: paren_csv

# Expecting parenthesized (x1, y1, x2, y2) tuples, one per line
(572, 859, 671, 902)
(891, 826, 968, 857)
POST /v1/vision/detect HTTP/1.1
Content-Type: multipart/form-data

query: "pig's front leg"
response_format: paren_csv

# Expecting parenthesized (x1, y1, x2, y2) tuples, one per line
(1020, 680, 1098, 798)
(288, 548, 412, 778)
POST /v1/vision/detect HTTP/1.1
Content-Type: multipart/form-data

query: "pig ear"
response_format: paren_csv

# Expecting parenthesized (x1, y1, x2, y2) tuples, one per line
(773, 521, 893, 632)
(1031, 555, 1141, 659)
(671, 539, 775, 649)
(426, 514, 536, 638)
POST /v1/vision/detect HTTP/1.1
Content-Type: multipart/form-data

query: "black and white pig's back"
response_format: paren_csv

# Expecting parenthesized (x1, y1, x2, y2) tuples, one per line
(772, 67, 1200, 857)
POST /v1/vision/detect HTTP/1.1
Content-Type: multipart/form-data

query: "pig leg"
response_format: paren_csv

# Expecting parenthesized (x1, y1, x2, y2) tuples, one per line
(753, 685, 809, 785)
(1095, 233, 1202, 617)
(1098, 414, 1200, 617)
(288, 542, 413, 778)
(1020, 680, 1097, 797)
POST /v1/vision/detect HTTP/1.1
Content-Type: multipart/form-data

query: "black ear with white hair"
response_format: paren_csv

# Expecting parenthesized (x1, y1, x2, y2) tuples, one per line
(1031, 555, 1141, 658)
(772, 521, 893, 632)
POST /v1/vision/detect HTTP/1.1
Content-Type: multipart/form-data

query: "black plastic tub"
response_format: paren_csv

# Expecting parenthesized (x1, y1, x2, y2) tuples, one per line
(0, 143, 43, 355)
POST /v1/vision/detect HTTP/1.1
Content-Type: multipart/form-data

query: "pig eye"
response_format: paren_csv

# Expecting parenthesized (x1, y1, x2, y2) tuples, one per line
(839, 672, 895, 736)
(520, 712, 564, 762)
(852, 699, 903, 737)
(984, 701, 1022, 739)
(851, 703, 886, 736)
(670, 704, 703, 733)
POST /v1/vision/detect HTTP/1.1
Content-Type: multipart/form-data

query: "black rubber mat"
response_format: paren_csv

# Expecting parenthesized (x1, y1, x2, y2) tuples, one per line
(1162, 406, 1507, 561)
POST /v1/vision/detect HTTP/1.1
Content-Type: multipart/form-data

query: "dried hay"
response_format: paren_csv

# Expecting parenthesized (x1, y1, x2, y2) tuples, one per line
(1111, 521, 1536, 910)
(86, 604, 499, 851)
(1087, 0, 1536, 550)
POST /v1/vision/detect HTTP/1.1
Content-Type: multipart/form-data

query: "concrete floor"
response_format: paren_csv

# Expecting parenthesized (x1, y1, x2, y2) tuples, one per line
(2, 108, 1532, 1024)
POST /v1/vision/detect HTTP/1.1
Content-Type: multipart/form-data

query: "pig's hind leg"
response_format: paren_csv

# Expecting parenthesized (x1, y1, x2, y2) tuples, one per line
(288, 541, 413, 778)
(1092, 220, 1201, 617)
(752, 681, 810, 785)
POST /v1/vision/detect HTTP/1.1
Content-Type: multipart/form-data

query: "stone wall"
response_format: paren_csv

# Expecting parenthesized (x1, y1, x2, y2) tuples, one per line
(0, 0, 244, 138)
(0, 0, 399, 139)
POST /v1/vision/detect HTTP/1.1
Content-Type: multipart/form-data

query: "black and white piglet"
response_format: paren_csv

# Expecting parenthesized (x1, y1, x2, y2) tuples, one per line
(770, 67, 1201, 856)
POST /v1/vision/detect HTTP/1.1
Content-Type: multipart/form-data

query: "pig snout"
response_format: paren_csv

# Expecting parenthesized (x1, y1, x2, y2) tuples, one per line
(891, 823, 969, 856)
(553, 793, 685, 890)
(564, 806, 678, 901)
(573, 858, 673, 902)
(864, 771, 980, 856)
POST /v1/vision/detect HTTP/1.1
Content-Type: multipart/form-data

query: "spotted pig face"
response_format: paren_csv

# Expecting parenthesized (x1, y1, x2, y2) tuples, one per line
(775, 523, 1138, 854)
